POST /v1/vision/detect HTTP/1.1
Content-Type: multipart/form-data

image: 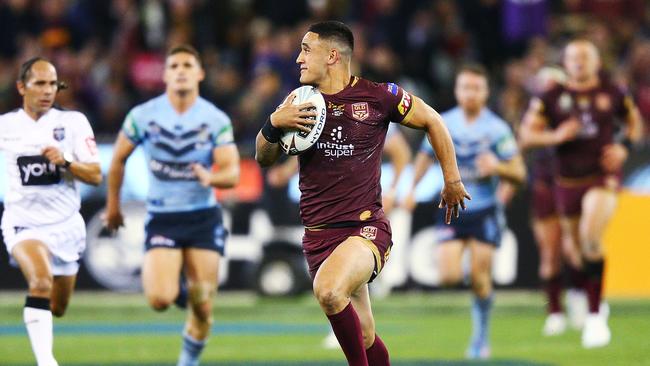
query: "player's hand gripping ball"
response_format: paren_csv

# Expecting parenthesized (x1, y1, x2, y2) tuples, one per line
(279, 86, 327, 155)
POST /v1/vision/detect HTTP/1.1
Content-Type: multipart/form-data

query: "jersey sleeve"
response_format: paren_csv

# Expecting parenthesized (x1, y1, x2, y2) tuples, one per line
(121, 108, 144, 145)
(212, 110, 235, 147)
(72, 113, 100, 163)
(493, 123, 518, 161)
(380, 82, 415, 124)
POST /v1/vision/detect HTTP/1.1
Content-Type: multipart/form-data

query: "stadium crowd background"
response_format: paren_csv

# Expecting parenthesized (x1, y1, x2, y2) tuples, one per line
(1, 0, 650, 156)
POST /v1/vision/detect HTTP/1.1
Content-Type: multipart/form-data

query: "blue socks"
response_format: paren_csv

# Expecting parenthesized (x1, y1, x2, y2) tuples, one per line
(470, 294, 493, 348)
(177, 332, 206, 366)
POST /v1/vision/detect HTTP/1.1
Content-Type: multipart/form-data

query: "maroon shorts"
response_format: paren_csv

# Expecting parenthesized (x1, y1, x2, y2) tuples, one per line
(531, 176, 557, 219)
(554, 174, 620, 217)
(302, 217, 392, 282)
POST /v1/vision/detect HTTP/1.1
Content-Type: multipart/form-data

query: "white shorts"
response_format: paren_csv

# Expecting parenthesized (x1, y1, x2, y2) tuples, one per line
(1, 212, 86, 276)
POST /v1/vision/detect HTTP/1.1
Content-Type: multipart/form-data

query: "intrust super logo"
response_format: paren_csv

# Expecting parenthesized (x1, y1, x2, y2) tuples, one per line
(317, 126, 354, 158)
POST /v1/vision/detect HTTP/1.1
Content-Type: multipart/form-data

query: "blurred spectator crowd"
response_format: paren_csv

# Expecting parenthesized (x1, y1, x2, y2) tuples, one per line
(1, 0, 649, 156)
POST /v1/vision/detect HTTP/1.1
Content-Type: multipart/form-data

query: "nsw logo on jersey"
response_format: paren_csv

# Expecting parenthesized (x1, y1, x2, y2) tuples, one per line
(149, 158, 197, 181)
(17, 155, 61, 186)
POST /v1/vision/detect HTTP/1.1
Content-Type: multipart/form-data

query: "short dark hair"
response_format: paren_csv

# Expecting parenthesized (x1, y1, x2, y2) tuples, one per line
(457, 63, 488, 78)
(18, 56, 67, 90)
(167, 44, 202, 66)
(308, 21, 354, 54)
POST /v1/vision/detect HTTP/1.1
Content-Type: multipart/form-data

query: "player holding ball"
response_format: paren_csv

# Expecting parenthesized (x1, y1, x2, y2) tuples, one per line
(255, 21, 470, 366)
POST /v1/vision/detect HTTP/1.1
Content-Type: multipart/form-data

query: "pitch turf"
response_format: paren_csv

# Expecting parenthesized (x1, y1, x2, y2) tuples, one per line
(0, 291, 648, 366)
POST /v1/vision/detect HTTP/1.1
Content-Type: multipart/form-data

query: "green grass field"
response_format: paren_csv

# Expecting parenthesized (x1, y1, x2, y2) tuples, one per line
(0, 291, 648, 366)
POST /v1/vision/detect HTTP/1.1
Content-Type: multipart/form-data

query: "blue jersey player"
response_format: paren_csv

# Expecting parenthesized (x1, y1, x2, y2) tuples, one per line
(105, 45, 240, 366)
(405, 65, 526, 360)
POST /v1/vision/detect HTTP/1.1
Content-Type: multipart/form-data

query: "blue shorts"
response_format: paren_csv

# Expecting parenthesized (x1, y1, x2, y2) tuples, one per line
(144, 207, 227, 254)
(435, 206, 504, 247)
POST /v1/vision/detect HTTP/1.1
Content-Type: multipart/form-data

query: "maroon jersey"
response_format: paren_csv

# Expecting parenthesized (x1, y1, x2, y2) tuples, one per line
(298, 77, 415, 227)
(537, 81, 633, 178)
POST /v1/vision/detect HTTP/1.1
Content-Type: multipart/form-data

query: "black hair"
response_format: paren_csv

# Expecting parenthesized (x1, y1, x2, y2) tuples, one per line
(167, 44, 202, 67)
(308, 21, 354, 53)
(18, 56, 67, 90)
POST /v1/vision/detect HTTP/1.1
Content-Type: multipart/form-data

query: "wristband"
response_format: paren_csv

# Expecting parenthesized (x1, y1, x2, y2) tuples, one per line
(261, 117, 282, 143)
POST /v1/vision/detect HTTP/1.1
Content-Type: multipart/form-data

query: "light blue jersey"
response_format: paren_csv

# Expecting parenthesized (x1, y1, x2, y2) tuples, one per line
(122, 95, 234, 212)
(421, 107, 517, 212)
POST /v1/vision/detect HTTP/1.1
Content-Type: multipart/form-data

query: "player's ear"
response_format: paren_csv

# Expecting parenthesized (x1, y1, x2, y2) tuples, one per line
(328, 49, 339, 65)
(16, 81, 26, 96)
(198, 67, 206, 82)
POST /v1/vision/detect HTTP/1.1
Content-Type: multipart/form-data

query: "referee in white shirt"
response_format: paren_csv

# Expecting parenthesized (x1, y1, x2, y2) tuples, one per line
(0, 57, 102, 366)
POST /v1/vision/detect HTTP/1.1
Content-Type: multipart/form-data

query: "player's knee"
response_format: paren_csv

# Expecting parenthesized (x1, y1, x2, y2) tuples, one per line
(581, 240, 603, 261)
(51, 302, 68, 317)
(147, 294, 174, 311)
(28, 276, 53, 297)
(188, 282, 214, 323)
(313, 286, 346, 314)
(439, 271, 462, 287)
(539, 262, 559, 280)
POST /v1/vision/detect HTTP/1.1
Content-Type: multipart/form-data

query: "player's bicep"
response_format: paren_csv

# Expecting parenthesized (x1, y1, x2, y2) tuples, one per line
(399, 96, 441, 131)
(111, 132, 137, 164)
(213, 143, 240, 172)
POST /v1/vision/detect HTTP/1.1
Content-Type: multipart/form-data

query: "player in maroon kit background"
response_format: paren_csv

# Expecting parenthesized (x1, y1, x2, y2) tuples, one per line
(520, 40, 643, 349)
(255, 21, 470, 366)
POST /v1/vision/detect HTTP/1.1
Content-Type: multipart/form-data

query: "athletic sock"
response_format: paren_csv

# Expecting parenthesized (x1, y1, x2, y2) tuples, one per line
(365, 334, 390, 366)
(177, 332, 206, 366)
(584, 260, 605, 314)
(470, 294, 493, 347)
(326, 302, 368, 366)
(24, 296, 58, 366)
(543, 275, 563, 314)
(567, 265, 587, 290)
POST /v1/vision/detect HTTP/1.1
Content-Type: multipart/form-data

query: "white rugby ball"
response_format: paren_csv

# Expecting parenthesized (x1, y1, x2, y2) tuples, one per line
(279, 86, 327, 155)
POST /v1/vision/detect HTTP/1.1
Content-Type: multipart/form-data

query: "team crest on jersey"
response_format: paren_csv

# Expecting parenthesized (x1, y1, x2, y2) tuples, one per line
(328, 101, 345, 117)
(559, 92, 572, 111)
(595, 93, 612, 112)
(53, 126, 65, 141)
(147, 121, 161, 142)
(351, 102, 369, 121)
(398, 92, 412, 115)
(360, 226, 378, 241)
